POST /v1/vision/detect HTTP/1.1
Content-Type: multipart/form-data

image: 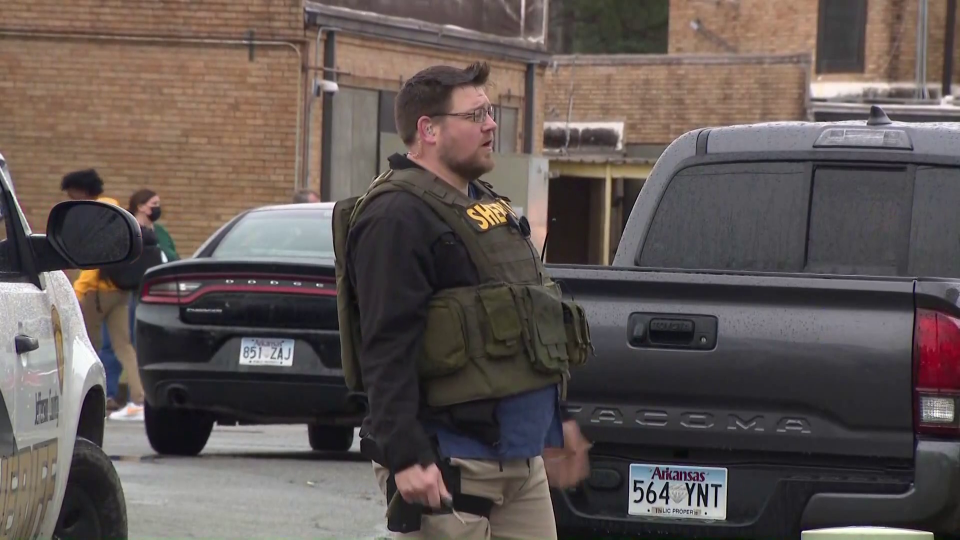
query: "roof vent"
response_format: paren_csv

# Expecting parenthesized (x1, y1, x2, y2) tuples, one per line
(866, 105, 893, 126)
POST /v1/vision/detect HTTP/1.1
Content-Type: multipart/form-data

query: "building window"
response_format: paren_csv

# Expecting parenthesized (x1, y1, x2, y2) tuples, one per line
(379, 91, 398, 135)
(328, 88, 407, 198)
(494, 105, 519, 154)
(816, 0, 868, 74)
(376, 90, 407, 175)
(328, 87, 381, 201)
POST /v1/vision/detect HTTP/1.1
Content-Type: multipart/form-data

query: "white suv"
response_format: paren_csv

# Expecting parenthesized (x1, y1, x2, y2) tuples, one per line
(0, 153, 143, 539)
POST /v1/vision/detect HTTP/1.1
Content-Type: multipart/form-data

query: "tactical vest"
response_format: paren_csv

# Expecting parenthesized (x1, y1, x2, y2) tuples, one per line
(333, 167, 593, 409)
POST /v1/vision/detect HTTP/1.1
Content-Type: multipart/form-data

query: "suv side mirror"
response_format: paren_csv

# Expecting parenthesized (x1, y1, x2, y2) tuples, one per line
(31, 200, 143, 273)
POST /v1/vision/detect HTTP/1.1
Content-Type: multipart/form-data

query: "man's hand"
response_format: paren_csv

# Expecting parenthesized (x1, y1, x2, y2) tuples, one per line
(543, 420, 592, 489)
(394, 463, 451, 508)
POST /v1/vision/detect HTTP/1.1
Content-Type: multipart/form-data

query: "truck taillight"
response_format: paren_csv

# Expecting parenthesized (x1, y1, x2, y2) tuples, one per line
(914, 309, 960, 436)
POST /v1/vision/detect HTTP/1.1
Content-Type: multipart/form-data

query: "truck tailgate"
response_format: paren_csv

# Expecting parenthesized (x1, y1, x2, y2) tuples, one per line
(550, 265, 917, 462)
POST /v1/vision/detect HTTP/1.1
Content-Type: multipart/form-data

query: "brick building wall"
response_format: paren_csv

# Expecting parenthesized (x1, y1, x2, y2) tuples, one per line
(0, 0, 306, 254)
(0, 0, 303, 39)
(543, 54, 810, 146)
(0, 0, 545, 255)
(668, 0, 960, 87)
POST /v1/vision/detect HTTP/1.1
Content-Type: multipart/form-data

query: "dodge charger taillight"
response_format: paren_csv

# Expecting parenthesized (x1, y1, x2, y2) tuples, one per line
(140, 274, 336, 305)
(140, 280, 203, 304)
(914, 309, 960, 436)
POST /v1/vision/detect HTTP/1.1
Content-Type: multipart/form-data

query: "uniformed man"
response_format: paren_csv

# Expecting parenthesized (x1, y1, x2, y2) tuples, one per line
(333, 61, 594, 539)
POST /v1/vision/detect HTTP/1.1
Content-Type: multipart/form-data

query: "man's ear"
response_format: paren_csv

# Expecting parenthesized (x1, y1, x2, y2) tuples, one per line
(417, 116, 438, 145)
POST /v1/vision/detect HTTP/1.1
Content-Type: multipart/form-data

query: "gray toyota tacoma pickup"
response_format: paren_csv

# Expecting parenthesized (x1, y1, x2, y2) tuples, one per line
(549, 106, 960, 539)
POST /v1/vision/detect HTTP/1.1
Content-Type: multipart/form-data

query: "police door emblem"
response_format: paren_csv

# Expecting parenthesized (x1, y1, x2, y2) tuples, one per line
(51, 307, 64, 393)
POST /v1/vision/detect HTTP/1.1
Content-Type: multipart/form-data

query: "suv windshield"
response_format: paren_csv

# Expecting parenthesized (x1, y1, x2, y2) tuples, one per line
(211, 208, 334, 261)
(638, 162, 960, 278)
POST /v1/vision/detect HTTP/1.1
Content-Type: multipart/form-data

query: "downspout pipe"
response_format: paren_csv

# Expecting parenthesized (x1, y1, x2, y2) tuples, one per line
(916, 0, 929, 99)
(523, 62, 536, 154)
(320, 30, 336, 201)
(304, 26, 336, 191)
(944, 0, 957, 98)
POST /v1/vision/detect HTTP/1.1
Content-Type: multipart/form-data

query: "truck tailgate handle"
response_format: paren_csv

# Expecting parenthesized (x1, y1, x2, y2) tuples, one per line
(627, 313, 718, 350)
(650, 318, 695, 341)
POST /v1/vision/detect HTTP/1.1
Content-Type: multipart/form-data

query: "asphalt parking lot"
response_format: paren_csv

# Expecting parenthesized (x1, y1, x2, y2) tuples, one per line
(104, 423, 391, 539)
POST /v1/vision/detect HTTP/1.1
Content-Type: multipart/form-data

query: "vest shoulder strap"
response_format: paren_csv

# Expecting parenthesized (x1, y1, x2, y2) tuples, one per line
(348, 170, 396, 225)
(473, 179, 508, 202)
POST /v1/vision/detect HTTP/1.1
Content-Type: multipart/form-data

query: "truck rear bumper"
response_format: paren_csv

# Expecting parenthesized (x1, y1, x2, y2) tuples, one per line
(553, 440, 959, 539)
(800, 439, 960, 534)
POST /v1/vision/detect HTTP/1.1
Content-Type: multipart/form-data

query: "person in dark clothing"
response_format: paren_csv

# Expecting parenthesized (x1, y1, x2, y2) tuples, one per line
(100, 188, 178, 414)
(337, 61, 592, 539)
(292, 189, 320, 203)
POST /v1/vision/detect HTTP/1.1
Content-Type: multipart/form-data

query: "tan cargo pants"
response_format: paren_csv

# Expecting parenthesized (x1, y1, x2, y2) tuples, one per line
(79, 289, 144, 404)
(373, 456, 557, 540)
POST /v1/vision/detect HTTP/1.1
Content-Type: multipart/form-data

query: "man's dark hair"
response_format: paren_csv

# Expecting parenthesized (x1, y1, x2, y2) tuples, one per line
(394, 61, 491, 145)
(60, 169, 104, 197)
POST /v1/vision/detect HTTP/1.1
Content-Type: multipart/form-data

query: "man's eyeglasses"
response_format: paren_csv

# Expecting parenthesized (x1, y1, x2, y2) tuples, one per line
(435, 105, 496, 124)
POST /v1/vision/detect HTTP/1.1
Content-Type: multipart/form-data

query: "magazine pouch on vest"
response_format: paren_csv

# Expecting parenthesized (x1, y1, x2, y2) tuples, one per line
(337, 167, 594, 408)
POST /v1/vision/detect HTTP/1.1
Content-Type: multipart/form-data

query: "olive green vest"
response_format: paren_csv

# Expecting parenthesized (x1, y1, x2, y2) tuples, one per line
(333, 167, 593, 409)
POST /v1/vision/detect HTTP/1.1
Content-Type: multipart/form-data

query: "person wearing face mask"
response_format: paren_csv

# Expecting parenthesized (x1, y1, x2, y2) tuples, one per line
(100, 188, 178, 418)
(333, 62, 594, 539)
(129, 189, 178, 262)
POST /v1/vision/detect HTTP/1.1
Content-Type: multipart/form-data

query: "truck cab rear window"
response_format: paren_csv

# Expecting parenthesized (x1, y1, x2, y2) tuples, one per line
(909, 166, 960, 278)
(805, 166, 912, 276)
(638, 162, 960, 279)
(638, 162, 808, 272)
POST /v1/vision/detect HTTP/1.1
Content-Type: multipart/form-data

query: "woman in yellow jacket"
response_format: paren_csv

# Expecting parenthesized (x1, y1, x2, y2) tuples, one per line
(62, 169, 144, 421)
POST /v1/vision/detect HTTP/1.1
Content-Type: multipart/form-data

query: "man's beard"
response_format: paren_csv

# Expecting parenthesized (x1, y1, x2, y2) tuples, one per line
(441, 146, 494, 181)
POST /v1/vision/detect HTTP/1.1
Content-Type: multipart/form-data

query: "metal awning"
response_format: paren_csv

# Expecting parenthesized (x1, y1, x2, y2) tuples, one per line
(811, 100, 960, 121)
(547, 153, 655, 180)
(304, 2, 551, 63)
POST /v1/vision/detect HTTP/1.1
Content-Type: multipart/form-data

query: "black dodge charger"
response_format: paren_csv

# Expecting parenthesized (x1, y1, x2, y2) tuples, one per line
(134, 202, 365, 456)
